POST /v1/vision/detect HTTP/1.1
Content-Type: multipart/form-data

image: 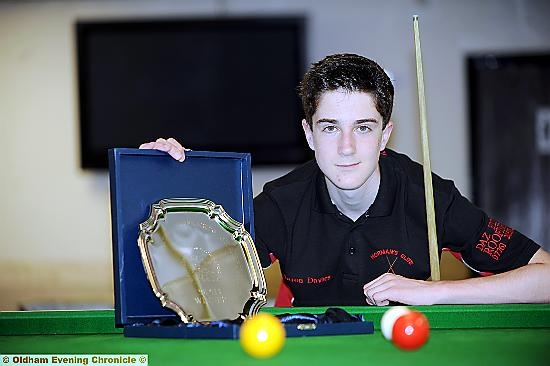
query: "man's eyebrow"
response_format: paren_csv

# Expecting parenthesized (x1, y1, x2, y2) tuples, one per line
(355, 118, 379, 124)
(315, 118, 338, 124)
(315, 118, 379, 124)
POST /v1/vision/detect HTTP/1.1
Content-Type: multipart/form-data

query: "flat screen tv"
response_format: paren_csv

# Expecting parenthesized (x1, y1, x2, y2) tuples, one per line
(76, 16, 308, 168)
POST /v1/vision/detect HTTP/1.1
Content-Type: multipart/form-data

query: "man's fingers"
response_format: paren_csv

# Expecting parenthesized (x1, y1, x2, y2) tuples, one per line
(139, 142, 155, 149)
(364, 273, 401, 306)
(165, 138, 186, 161)
(364, 279, 394, 306)
(139, 138, 186, 162)
(363, 272, 392, 290)
(167, 138, 184, 150)
(163, 141, 185, 161)
(363, 274, 385, 305)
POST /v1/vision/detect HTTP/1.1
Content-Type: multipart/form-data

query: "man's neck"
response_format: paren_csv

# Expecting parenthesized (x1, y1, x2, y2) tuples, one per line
(325, 167, 381, 221)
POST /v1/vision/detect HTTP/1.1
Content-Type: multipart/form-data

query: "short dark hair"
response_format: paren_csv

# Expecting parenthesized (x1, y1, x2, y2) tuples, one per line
(298, 53, 394, 129)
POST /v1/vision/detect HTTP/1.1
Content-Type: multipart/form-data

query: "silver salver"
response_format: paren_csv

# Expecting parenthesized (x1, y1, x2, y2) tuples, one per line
(138, 198, 267, 323)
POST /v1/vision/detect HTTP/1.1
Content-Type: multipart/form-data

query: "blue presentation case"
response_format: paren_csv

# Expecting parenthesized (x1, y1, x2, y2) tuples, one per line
(108, 148, 373, 339)
(109, 148, 255, 338)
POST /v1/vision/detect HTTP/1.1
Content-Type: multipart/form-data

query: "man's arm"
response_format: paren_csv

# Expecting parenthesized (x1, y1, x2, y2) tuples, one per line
(363, 248, 550, 305)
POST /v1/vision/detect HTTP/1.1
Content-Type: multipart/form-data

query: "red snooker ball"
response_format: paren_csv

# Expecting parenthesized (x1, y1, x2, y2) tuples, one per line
(392, 310, 430, 350)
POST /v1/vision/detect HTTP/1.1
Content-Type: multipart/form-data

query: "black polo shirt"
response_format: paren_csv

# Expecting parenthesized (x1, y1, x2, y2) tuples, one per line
(253, 149, 540, 306)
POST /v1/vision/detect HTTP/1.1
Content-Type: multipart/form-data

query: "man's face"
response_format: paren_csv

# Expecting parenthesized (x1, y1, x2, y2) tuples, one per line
(302, 89, 393, 191)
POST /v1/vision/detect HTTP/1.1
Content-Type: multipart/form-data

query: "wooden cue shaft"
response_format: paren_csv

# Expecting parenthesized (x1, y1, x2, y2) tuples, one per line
(413, 15, 441, 281)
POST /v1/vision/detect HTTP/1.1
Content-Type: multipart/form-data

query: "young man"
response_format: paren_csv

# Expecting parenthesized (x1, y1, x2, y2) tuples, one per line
(141, 53, 550, 306)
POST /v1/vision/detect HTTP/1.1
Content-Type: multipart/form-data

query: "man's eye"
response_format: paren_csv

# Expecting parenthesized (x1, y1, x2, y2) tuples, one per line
(322, 125, 338, 132)
(357, 125, 372, 133)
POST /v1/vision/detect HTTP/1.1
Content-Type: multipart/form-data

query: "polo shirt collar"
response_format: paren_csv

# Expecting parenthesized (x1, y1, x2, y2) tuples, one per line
(313, 152, 396, 217)
(314, 167, 339, 214)
(367, 153, 396, 217)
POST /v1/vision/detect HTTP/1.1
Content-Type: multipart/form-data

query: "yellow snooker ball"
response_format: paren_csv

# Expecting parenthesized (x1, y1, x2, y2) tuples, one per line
(239, 313, 286, 359)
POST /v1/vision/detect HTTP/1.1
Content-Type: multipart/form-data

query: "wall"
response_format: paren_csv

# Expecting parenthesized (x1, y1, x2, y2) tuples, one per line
(1, 0, 549, 310)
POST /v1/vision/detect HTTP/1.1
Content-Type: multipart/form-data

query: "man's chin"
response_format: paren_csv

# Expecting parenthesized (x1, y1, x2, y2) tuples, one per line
(329, 179, 367, 191)
(336, 183, 365, 191)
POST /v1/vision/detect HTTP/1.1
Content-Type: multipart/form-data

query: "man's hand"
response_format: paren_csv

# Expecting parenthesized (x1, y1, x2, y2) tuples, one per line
(363, 273, 438, 306)
(139, 138, 187, 162)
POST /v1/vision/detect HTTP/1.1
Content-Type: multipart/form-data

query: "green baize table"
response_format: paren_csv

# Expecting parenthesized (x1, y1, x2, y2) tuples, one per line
(1, 304, 549, 366)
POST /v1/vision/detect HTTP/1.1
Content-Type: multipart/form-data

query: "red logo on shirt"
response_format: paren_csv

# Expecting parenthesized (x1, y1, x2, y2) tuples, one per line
(282, 273, 332, 285)
(369, 248, 414, 273)
(475, 218, 514, 261)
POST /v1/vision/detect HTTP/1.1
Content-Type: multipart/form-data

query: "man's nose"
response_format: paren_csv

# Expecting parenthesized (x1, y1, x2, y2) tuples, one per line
(338, 131, 356, 155)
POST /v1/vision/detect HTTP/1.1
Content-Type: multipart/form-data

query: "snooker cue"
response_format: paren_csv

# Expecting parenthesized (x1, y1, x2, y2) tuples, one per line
(413, 15, 441, 281)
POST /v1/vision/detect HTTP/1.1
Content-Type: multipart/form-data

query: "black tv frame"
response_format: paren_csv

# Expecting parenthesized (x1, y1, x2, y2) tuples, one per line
(76, 16, 308, 169)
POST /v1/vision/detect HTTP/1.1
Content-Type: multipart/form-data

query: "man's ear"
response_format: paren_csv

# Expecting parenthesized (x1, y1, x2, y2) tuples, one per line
(302, 119, 315, 151)
(380, 120, 393, 151)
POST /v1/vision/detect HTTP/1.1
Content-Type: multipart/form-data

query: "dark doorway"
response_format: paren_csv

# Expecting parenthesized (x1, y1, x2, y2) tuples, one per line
(468, 53, 550, 251)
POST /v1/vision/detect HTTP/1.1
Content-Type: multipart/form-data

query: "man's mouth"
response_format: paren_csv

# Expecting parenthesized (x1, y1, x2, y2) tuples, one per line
(336, 162, 360, 168)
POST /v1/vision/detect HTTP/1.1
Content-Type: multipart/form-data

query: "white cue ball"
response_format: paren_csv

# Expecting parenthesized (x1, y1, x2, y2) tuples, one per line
(380, 306, 411, 340)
